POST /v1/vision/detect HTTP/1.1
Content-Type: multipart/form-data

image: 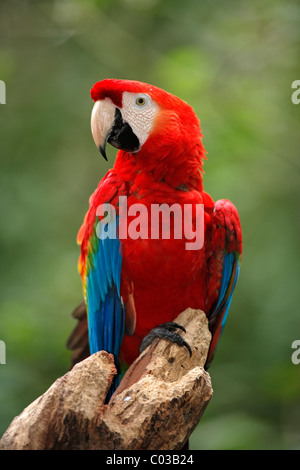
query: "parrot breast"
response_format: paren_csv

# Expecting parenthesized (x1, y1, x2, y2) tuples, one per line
(118, 181, 211, 364)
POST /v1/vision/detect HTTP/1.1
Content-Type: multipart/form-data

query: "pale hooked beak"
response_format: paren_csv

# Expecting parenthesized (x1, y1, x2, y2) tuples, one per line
(90, 99, 116, 161)
(91, 98, 140, 160)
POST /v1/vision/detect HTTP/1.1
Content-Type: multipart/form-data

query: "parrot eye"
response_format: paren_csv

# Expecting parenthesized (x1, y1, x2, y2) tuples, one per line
(136, 97, 146, 106)
(121, 91, 158, 148)
(134, 94, 150, 108)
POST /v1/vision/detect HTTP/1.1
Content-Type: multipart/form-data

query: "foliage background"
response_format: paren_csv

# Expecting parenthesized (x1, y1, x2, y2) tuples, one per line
(0, 0, 299, 449)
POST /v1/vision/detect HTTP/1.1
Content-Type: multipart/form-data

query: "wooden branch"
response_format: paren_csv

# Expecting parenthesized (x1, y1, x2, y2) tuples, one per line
(0, 308, 213, 450)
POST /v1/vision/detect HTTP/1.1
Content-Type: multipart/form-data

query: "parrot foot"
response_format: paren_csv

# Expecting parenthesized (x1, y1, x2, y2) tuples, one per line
(139, 321, 192, 357)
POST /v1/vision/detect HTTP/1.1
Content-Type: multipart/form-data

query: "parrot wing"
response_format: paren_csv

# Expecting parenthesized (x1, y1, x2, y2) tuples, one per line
(205, 199, 242, 368)
(70, 171, 129, 390)
(85, 212, 124, 361)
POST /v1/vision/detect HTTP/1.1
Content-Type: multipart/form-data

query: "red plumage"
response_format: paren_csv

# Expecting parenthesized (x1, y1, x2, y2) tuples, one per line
(74, 79, 242, 370)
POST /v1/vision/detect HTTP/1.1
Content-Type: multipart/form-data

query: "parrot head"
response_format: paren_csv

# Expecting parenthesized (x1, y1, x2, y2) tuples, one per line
(90, 79, 206, 189)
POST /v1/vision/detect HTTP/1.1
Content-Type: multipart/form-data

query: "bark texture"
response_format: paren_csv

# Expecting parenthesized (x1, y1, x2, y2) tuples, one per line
(0, 308, 213, 450)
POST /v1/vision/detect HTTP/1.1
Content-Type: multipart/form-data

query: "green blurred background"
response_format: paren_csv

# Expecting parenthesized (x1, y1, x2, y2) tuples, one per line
(0, 0, 299, 450)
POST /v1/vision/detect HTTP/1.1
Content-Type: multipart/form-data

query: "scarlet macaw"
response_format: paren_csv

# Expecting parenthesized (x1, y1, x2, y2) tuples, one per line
(68, 79, 242, 394)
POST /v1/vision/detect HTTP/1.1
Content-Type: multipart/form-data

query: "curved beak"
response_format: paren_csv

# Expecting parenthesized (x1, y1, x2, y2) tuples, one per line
(90, 99, 116, 161)
(91, 98, 140, 160)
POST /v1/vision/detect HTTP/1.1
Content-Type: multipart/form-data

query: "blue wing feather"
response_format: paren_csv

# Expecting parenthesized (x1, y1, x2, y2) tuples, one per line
(86, 215, 125, 396)
(206, 252, 240, 367)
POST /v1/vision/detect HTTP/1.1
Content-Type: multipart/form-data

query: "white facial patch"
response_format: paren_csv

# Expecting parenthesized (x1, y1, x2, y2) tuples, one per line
(121, 91, 159, 149)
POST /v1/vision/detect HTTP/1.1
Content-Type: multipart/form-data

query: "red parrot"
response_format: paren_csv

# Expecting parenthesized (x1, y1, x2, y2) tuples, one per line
(68, 79, 242, 393)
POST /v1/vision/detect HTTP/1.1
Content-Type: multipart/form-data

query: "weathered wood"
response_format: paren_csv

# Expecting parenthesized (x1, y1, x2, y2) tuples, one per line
(0, 308, 213, 450)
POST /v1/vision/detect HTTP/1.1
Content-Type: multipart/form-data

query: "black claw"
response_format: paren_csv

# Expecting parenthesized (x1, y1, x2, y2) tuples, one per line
(139, 321, 192, 357)
(161, 322, 187, 334)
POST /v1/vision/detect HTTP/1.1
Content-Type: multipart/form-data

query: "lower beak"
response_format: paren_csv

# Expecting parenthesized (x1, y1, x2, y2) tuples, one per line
(90, 99, 116, 161)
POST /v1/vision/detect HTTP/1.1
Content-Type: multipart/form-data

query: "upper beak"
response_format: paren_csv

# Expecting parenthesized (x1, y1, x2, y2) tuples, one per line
(90, 99, 116, 161)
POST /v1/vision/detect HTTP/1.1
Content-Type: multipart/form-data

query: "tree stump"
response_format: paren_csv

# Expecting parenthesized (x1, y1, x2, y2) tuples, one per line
(0, 308, 213, 450)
